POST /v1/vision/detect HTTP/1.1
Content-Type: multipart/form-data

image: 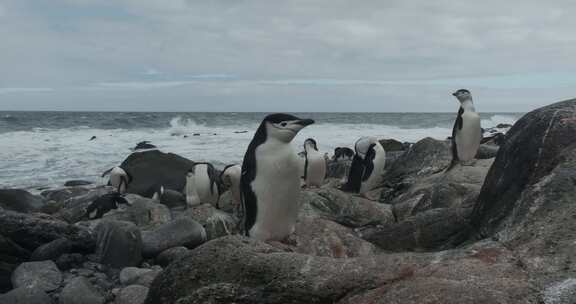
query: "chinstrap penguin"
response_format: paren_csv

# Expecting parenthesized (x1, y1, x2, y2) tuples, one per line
(220, 164, 242, 208)
(303, 138, 326, 188)
(447, 89, 482, 171)
(333, 147, 354, 161)
(240, 113, 314, 241)
(341, 137, 386, 196)
(186, 162, 220, 208)
(101, 166, 131, 194)
(84, 192, 129, 219)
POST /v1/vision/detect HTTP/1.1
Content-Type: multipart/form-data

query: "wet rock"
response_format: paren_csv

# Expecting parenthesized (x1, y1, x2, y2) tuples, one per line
(11, 260, 62, 292)
(155, 247, 190, 267)
(141, 218, 206, 258)
(119, 195, 172, 230)
(30, 238, 74, 261)
(64, 180, 93, 187)
(0, 189, 44, 213)
(0, 210, 95, 252)
(475, 144, 499, 159)
(95, 220, 142, 268)
(56, 186, 115, 223)
(379, 138, 406, 152)
(115, 285, 149, 304)
(0, 287, 52, 304)
(60, 277, 105, 304)
(120, 150, 195, 196)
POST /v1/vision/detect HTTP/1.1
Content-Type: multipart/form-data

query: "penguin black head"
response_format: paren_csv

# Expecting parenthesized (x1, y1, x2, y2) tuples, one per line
(304, 138, 318, 151)
(260, 113, 315, 143)
(452, 89, 472, 102)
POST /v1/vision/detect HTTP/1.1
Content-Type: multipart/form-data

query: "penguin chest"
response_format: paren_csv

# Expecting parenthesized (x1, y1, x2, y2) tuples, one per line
(305, 152, 327, 187)
(456, 111, 481, 161)
(250, 143, 300, 240)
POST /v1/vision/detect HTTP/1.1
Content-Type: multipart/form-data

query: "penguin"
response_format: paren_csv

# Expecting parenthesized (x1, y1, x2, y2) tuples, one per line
(240, 113, 314, 241)
(220, 164, 242, 207)
(447, 89, 482, 171)
(145, 184, 186, 208)
(302, 138, 326, 188)
(341, 137, 386, 195)
(84, 192, 129, 219)
(333, 147, 354, 161)
(101, 166, 131, 194)
(185, 163, 220, 208)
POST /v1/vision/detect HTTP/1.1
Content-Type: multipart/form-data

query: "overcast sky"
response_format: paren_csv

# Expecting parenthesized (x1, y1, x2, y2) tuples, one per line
(0, 0, 575, 112)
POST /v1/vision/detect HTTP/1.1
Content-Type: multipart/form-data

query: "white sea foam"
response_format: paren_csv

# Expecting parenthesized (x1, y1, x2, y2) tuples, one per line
(0, 114, 516, 190)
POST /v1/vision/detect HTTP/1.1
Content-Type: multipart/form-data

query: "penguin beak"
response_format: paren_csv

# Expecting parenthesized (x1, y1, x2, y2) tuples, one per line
(452, 92, 458, 97)
(296, 119, 315, 126)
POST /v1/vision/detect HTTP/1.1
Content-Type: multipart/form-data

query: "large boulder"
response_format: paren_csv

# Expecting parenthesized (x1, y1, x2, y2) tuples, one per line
(105, 195, 172, 230)
(11, 260, 62, 292)
(115, 285, 149, 304)
(145, 236, 539, 304)
(141, 218, 206, 257)
(469, 99, 576, 238)
(95, 220, 142, 268)
(0, 189, 44, 213)
(120, 150, 195, 196)
(466, 99, 576, 292)
(56, 186, 116, 223)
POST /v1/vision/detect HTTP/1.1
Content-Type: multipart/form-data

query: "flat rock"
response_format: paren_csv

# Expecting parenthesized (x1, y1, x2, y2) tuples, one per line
(11, 260, 62, 292)
(177, 204, 238, 240)
(141, 218, 206, 257)
(120, 267, 160, 287)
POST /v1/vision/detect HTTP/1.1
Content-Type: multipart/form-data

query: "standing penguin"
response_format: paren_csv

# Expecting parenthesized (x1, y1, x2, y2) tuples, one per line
(220, 164, 242, 207)
(240, 113, 314, 241)
(342, 137, 386, 195)
(186, 163, 220, 208)
(447, 89, 482, 171)
(101, 166, 131, 194)
(303, 138, 326, 188)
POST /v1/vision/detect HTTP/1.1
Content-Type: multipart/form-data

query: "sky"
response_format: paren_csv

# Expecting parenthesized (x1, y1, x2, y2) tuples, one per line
(0, 0, 575, 112)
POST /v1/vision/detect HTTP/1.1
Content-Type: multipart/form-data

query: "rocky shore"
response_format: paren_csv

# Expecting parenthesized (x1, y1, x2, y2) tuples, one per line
(1, 99, 575, 304)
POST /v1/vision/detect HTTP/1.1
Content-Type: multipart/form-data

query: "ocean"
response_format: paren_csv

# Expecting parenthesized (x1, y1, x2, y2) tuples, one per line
(0, 111, 521, 191)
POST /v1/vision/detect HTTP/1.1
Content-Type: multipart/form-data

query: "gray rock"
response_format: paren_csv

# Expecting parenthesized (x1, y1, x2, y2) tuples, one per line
(115, 285, 149, 304)
(95, 220, 142, 268)
(177, 204, 238, 240)
(300, 188, 394, 228)
(120, 150, 195, 195)
(379, 138, 406, 152)
(141, 218, 206, 257)
(56, 186, 116, 223)
(11, 260, 62, 292)
(41, 187, 91, 204)
(30, 238, 74, 261)
(0, 210, 95, 252)
(290, 217, 377, 257)
(123, 195, 171, 229)
(0, 287, 52, 304)
(0, 189, 44, 213)
(155, 247, 190, 267)
(59, 277, 104, 304)
(119, 267, 160, 287)
(476, 144, 499, 159)
(145, 236, 539, 304)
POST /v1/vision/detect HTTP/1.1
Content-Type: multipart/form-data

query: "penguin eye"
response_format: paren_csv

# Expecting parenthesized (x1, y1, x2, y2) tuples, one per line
(280, 122, 287, 127)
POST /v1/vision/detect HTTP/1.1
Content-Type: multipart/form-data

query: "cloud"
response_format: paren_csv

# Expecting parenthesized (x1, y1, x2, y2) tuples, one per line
(0, 0, 575, 111)
(0, 87, 54, 94)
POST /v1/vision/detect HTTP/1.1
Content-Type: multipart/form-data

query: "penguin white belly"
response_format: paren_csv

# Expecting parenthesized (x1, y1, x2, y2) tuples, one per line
(250, 143, 301, 241)
(456, 112, 481, 161)
(305, 151, 326, 187)
(360, 145, 386, 194)
(195, 165, 219, 206)
(186, 174, 201, 206)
